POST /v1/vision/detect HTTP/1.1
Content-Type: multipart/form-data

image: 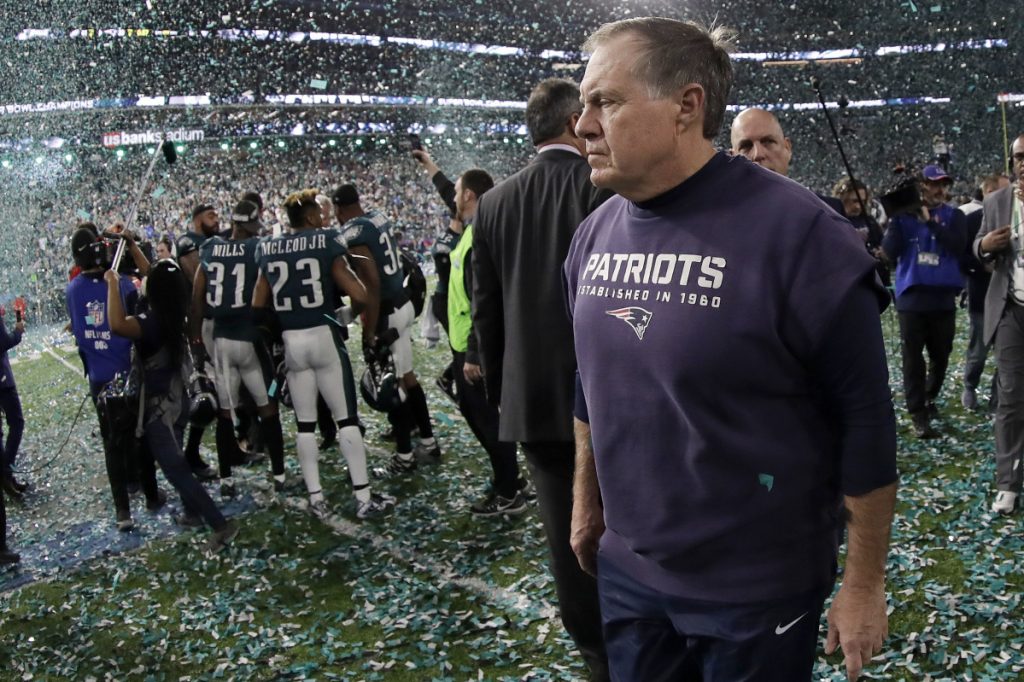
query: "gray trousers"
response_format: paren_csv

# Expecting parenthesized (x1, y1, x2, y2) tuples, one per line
(994, 302, 1024, 491)
(964, 310, 989, 390)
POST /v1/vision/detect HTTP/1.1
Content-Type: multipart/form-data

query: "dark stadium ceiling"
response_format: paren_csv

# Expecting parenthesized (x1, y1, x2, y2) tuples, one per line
(0, 0, 1021, 176)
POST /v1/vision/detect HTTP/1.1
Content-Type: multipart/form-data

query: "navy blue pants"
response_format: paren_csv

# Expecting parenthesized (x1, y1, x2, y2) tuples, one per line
(145, 392, 226, 531)
(0, 386, 24, 479)
(598, 554, 829, 682)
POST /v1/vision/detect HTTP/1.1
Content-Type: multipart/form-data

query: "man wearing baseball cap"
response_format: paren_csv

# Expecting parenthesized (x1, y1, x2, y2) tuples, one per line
(882, 164, 967, 438)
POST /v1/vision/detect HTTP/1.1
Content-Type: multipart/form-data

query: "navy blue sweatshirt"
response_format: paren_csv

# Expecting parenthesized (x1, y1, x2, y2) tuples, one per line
(564, 153, 897, 603)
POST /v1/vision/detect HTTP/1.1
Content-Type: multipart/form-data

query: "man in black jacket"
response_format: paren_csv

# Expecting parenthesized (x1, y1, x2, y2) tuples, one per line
(471, 77, 613, 681)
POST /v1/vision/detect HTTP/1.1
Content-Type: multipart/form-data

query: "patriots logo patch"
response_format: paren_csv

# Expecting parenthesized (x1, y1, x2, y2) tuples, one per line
(606, 307, 653, 340)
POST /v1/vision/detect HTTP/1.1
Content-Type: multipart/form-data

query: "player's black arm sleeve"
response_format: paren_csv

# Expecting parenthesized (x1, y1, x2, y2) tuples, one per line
(432, 171, 457, 217)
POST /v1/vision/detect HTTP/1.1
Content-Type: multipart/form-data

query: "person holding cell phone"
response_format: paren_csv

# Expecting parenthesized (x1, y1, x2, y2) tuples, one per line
(974, 134, 1024, 514)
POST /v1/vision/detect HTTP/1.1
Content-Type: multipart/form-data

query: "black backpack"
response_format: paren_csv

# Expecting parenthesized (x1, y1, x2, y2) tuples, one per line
(400, 249, 427, 317)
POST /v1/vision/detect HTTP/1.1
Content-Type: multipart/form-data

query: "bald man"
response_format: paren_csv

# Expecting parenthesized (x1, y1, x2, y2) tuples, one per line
(731, 107, 846, 215)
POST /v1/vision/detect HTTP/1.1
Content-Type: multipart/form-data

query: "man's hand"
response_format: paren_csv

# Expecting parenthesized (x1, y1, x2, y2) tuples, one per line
(825, 583, 888, 681)
(570, 495, 604, 577)
(103, 269, 120, 285)
(14, 321, 25, 334)
(463, 362, 483, 384)
(981, 225, 1012, 254)
(916, 205, 932, 224)
(571, 418, 604, 576)
(411, 150, 440, 176)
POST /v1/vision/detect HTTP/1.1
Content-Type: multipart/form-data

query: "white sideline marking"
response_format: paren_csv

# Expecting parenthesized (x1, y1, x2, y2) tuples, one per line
(248, 476, 556, 620)
(43, 347, 83, 375)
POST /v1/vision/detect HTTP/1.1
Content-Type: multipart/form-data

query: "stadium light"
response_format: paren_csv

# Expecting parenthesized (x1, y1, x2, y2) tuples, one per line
(116, 149, 125, 158)
(276, 139, 285, 148)
(175, 145, 184, 153)
(1, 159, 10, 168)
(328, 139, 336, 146)
(64, 153, 73, 161)
(35, 156, 44, 164)
(220, 142, 229, 150)
(249, 141, 258, 149)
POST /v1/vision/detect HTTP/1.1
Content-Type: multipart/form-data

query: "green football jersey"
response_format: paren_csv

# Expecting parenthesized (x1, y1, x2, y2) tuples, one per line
(199, 235, 261, 341)
(176, 230, 209, 260)
(256, 228, 349, 330)
(340, 210, 405, 304)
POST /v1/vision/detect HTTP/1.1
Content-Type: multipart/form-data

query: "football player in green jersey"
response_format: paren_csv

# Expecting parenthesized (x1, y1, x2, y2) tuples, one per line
(253, 189, 395, 520)
(177, 203, 221, 481)
(192, 200, 287, 497)
(332, 184, 440, 476)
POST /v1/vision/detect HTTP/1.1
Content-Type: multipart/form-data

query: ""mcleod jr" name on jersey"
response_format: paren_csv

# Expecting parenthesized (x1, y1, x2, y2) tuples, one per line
(258, 232, 328, 256)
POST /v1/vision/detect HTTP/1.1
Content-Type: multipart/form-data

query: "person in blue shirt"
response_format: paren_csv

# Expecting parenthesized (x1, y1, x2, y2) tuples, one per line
(67, 225, 164, 530)
(567, 17, 897, 682)
(881, 165, 967, 438)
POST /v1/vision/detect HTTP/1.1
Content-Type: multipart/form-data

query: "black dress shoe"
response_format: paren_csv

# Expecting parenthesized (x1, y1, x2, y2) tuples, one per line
(9, 476, 28, 493)
(2, 478, 23, 498)
(0, 548, 20, 565)
(912, 415, 937, 439)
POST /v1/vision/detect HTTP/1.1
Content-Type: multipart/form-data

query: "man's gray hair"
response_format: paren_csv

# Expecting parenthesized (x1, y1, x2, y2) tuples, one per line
(583, 17, 736, 140)
(525, 78, 583, 146)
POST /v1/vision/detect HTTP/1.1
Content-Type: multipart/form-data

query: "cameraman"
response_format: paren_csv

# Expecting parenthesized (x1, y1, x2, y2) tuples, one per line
(67, 225, 164, 531)
(882, 165, 967, 438)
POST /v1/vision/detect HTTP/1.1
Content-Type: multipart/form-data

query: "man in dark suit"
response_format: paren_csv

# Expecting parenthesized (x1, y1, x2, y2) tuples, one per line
(974, 134, 1024, 514)
(471, 77, 613, 681)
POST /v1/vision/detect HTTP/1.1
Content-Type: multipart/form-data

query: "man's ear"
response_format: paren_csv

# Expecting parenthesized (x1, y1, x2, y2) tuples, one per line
(675, 83, 706, 133)
(568, 112, 582, 137)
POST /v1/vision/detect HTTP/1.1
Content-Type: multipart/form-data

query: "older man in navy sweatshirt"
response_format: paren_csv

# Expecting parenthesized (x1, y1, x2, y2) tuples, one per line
(565, 17, 898, 682)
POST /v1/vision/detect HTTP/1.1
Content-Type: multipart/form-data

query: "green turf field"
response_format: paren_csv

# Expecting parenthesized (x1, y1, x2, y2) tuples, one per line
(0, 309, 1022, 681)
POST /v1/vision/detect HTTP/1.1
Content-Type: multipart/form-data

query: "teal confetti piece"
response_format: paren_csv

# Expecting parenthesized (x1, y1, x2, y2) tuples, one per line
(76, 209, 92, 220)
(758, 473, 774, 491)
(310, 78, 328, 90)
(150, 186, 166, 198)
(929, 4, 941, 11)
